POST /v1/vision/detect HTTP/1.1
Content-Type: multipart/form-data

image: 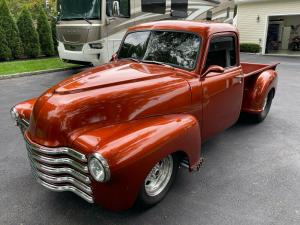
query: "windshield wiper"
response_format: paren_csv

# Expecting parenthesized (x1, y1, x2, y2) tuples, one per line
(83, 17, 92, 24)
(140, 60, 173, 68)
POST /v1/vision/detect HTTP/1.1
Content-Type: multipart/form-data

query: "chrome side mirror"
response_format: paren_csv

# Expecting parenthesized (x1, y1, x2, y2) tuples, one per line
(112, 1, 120, 17)
(202, 65, 225, 77)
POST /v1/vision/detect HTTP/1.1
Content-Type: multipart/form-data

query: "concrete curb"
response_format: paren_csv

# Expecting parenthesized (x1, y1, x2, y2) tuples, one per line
(0, 66, 87, 80)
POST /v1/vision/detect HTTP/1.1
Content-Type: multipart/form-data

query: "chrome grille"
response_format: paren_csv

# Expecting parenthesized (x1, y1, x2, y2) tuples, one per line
(24, 136, 94, 203)
(18, 118, 29, 134)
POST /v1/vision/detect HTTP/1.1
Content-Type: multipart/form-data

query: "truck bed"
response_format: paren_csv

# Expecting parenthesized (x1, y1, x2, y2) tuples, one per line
(241, 62, 279, 78)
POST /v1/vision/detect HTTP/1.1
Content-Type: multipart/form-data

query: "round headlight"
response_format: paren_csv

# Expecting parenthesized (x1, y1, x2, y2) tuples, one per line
(10, 107, 19, 124)
(88, 153, 110, 182)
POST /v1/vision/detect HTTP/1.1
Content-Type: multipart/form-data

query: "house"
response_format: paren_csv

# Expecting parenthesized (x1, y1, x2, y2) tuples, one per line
(235, 0, 300, 56)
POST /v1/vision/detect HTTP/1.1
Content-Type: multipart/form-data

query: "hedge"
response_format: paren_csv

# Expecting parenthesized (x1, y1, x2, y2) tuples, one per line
(37, 7, 55, 56)
(0, 26, 12, 60)
(17, 8, 40, 58)
(0, 0, 23, 58)
(240, 43, 261, 53)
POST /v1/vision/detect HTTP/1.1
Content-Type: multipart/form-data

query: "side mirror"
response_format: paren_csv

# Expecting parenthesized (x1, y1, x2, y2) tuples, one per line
(110, 53, 117, 62)
(112, 1, 120, 17)
(202, 65, 225, 77)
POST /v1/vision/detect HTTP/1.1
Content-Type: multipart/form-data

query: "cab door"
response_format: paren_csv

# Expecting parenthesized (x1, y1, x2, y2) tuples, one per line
(201, 34, 243, 141)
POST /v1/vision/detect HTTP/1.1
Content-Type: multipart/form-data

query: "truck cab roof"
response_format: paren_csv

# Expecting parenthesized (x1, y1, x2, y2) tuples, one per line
(128, 20, 238, 37)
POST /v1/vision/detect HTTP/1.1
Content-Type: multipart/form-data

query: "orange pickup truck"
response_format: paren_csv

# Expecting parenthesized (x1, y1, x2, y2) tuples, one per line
(11, 21, 278, 211)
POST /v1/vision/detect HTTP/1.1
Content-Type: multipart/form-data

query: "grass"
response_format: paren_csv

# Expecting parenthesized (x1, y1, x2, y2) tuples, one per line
(0, 57, 79, 76)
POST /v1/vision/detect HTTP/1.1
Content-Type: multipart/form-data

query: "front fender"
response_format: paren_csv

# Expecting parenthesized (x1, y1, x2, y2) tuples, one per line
(242, 69, 278, 113)
(14, 98, 36, 120)
(73, 114, 201, 211)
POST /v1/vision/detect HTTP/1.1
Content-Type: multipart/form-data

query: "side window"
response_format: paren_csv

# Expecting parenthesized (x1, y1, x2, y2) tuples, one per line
(205, 36, 237, 69)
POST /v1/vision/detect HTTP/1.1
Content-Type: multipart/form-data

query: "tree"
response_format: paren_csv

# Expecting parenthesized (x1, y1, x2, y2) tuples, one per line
(51, 17, 58, 54)
(0, 26, 12, 60)
(17, 7, 40, 58)
(37, 6, 54, 56)
(7, 0, 57, 19)
(0, 0, 23, 58)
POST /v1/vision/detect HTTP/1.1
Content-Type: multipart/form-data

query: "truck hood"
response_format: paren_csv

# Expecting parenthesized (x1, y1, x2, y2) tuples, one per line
(27, 60, 192, 147)
(55, 61, 176, 94)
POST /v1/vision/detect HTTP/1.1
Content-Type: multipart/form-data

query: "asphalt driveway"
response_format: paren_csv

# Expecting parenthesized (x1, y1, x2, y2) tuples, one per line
(0, 54, 300, 225)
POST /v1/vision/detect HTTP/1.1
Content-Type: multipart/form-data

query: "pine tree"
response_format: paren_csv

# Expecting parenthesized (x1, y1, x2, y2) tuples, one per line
(37, 6, 54, 56)
(0, 26, 12, 60)
(0, 0, 23, 58)
(17, 7, 40, 58)
(51, 17, 58, 54)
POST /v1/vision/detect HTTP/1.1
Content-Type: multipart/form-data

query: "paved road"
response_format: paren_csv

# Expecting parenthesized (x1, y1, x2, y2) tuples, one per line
(0, 54, 300, 225)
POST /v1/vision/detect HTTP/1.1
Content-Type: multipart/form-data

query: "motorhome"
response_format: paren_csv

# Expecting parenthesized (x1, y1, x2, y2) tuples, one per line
(56, 0, 220, 66)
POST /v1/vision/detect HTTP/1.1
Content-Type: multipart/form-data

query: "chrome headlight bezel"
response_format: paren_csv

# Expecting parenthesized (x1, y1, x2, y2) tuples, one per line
(88, 153, 110, 183)
(10, 106, 19, 124)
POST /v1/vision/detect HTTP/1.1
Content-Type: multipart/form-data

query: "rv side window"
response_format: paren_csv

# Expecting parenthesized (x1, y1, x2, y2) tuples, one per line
(205, 36, 237, 69)
(107, 0, 130, 17)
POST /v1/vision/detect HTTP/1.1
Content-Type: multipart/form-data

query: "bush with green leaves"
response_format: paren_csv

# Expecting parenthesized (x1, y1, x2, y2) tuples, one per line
(0, 26, 12, 60)
(17, 8, 40, 58)
(240, 43, 261, 53)
(37, 7, 54, 56)
(0, 0, 23, 58)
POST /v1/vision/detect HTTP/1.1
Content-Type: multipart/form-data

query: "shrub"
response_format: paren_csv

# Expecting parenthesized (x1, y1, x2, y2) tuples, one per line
(0, 0, 23, 58)
(17, 8, 40, 58)
(0, 26, 12, 60)
(240, 43, 261, 53)
(37, 7, 54, 56)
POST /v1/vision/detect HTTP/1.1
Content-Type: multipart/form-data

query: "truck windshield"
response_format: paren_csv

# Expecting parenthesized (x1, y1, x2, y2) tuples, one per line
(58, 0, 101, 20)
(118, 31, 201, 70)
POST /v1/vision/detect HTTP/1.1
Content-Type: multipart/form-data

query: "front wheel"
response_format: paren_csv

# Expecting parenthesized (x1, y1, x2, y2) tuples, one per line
(136, 154, 179, 208)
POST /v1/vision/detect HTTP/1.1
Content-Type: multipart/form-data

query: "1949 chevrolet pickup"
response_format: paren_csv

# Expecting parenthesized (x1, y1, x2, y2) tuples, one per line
(11, 21, 278, 211)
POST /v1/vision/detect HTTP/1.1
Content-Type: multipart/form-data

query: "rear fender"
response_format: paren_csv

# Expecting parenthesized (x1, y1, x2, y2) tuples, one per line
(242, 70, 278, 113)
(73, 114, 201, 211)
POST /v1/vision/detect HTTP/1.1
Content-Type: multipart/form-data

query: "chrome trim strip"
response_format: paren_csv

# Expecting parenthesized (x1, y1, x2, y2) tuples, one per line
(24, 136, 87, 162)
(31, 168, 92, 194)
(34, 176, 94, 203)
(29, 157, 91, 184)
(27, 146, 88, 173)
(20, 118, 30, 128)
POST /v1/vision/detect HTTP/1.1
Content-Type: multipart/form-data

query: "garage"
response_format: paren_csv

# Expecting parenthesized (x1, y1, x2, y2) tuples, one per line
(236, 0, 300, 56)
(266, 14, 300, 56)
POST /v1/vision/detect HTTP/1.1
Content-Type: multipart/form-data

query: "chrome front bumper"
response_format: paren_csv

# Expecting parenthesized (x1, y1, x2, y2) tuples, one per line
(20, 121, 94, 203)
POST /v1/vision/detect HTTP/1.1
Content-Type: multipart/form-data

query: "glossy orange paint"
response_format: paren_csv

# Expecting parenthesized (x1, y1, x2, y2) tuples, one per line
(12, 21, 278, 211)
(73, 114, 200, 210)
(241, 63, 279, 113)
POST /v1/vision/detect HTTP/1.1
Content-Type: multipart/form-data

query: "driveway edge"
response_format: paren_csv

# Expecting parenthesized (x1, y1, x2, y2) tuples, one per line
(0, 66, 87, 80)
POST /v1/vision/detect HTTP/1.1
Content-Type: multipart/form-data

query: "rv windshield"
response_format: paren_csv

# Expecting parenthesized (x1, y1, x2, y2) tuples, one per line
(58, 0, 101, 20)
(118, 31, 201, 70)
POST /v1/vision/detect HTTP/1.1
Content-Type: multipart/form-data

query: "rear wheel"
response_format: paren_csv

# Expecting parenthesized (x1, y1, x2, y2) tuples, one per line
(136, 154, 179, 208)
(250, 90, 274, 123)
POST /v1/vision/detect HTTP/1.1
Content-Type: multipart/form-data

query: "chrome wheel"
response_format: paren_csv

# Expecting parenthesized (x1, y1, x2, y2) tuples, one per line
(144, 155, 173, 197)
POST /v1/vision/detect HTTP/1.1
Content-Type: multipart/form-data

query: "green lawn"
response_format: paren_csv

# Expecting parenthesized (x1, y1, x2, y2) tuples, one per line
(0, 57, 79, 76)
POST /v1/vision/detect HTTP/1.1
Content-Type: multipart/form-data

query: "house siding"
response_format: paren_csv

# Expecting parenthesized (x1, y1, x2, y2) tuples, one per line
(236, 0, 300, 53)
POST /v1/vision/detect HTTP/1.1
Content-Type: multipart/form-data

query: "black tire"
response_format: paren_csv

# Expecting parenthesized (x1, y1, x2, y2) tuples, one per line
(136, 154, 179, 208)
(249, 90, 274, 123)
